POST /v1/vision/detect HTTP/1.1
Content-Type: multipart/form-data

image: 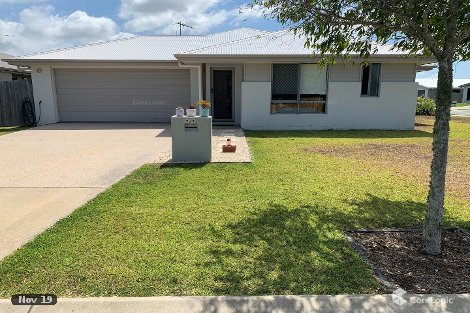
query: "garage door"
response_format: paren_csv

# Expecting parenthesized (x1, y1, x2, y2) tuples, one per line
(55, 68, 191, 122)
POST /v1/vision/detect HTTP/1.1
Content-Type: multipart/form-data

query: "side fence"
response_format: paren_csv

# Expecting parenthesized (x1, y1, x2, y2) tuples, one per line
(0, 79, 35, 127)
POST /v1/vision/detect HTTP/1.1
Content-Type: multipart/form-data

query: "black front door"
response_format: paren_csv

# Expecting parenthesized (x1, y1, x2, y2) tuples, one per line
(212, 69, 233, 121)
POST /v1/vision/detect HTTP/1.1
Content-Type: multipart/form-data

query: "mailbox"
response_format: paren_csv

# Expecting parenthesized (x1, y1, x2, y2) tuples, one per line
(171, 115, 212, 162)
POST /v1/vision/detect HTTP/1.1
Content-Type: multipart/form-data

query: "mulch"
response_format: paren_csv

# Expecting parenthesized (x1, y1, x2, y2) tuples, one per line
(348, 229, 470, 294)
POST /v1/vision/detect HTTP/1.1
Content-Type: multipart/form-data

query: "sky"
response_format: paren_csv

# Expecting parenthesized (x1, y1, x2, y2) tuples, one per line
(0, 0, 468, 79)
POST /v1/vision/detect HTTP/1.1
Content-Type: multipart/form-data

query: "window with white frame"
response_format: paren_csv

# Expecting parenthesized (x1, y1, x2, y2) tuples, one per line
(361, 63, 381, 97)
(271, 64, 327, 114)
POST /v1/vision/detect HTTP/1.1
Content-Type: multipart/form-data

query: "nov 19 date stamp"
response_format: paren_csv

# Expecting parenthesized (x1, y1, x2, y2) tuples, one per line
(11, 294, 57, 305)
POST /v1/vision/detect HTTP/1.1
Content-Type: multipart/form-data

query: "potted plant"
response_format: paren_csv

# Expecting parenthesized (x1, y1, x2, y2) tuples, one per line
(196, 100, 212, 117)
(175, 106, 184, 117)
(186, 104, 197, 117)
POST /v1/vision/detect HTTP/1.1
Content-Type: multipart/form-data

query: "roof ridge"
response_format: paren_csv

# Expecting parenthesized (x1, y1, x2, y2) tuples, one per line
(139, 35, 206, 37)
(12, 29, 277, 60)
(16, 36, 141, 59)
(180, 29, 283, 54)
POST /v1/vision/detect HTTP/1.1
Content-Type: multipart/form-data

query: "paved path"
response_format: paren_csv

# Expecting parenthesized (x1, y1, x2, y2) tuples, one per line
(0, 294, 468, 313)
(211, 128, 252, 163)
(156, 128, 252, 163)
(0, 123, 171, 260)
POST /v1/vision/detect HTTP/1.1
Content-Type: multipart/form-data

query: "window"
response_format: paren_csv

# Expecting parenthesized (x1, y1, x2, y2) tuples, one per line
(417, 89, 426, 97)
(467, 88, 470, 101)
(271, 64, 327, 114)
(361, 63, 381, 96)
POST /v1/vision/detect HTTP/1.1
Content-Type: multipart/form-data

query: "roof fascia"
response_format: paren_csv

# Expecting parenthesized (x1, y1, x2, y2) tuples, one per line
(174, 54, 437, 64)
(4, 59, 179, 67)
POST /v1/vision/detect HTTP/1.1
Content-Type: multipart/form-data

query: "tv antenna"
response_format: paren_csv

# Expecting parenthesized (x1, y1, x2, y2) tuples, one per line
(176, 21, 194, 35)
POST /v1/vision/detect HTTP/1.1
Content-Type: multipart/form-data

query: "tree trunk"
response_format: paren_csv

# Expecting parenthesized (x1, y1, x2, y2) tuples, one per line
(422, 59, 453, 255)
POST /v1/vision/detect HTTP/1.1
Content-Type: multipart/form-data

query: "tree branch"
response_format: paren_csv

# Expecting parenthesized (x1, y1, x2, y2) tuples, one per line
(423, 0, 437, 40)
(443, 0, 460, 58)
(453, 28, 470, 49)
(373, 1, 442, 57)
(303, 6, 414, 35)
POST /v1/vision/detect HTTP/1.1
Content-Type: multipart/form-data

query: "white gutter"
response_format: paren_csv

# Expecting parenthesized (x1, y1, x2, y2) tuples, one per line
(177, 61, 202, 100)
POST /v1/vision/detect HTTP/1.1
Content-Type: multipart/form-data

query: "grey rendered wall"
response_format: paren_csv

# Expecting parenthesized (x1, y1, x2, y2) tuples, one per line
(329, 63, 416, 82)
(0, 71, 12, 82)
(241, 62, 418, 130)
(189, 67, 201, 103)
(381, 63, 416, 82)
(328, 64, 361, 82)
(171, 116, 212, 162)
(244, 63, 271, 81)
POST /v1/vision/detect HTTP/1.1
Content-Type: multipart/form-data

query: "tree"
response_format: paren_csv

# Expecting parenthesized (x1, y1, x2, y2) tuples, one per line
(252, 0, 470, 254)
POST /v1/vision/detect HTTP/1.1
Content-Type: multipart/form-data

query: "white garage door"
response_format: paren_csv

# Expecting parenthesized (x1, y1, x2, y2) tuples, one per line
(55, 68, 191, 122)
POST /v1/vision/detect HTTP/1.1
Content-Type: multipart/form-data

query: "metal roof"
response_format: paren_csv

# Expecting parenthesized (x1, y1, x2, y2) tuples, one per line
(9, 28, 272, 62)
(179, 30, 408, 56)
(0, 52, 19, 70)
(7, 28, 421, 64)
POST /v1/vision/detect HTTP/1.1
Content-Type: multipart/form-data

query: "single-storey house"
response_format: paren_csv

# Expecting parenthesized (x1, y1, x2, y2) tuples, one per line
(0, 52, 30, 82)
(5, 28, 435, 130)
(460, 83, 470, 103)
(416, 78, 470, 103)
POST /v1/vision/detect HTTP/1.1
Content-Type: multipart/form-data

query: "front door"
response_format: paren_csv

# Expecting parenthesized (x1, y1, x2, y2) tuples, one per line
(211, 69, 234, 122)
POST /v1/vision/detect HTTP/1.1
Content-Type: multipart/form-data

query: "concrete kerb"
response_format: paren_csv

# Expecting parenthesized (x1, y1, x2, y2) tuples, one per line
(1, 294, 469, 313)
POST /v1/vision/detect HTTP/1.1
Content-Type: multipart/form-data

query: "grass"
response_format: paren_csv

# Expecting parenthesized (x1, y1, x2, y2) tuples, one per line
(0, 117, 468, 297)
(453, 103, 469, 107)
(0, 126, 29, 136)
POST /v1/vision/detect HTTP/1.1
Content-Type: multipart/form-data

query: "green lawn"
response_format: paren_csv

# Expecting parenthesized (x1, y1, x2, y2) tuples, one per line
(0, 117, 468, 297)
(0, 126, 28, 136)
(454, 102, 469, 107)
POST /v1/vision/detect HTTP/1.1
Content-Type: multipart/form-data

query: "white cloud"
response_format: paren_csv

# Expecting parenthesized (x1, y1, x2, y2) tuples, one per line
(0, 1, 271, 56)
(0, 5, 132, 56)
(118, 0, 236, 34)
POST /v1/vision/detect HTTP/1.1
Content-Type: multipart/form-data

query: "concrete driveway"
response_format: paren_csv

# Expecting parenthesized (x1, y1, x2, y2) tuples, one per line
(451, 106, 470, 117)
(0, 123, 171, 259)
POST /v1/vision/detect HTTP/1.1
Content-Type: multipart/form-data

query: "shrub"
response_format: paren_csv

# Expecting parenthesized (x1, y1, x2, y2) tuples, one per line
(416, 97, 436, 116)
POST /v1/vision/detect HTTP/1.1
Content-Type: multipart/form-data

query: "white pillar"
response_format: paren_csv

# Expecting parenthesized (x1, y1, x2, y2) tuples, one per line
(31, 65, 59, 124)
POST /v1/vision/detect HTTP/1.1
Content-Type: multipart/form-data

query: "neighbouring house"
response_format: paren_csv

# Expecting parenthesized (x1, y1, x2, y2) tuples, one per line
(460, 83, 470, 104)
(416, 78, 470, 103)
(5, 29, 435, 130)
(0, 52, 30, 82)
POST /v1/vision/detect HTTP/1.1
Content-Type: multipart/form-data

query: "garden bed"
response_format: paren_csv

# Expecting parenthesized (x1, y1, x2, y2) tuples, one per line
(348, 228, 470, 294)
